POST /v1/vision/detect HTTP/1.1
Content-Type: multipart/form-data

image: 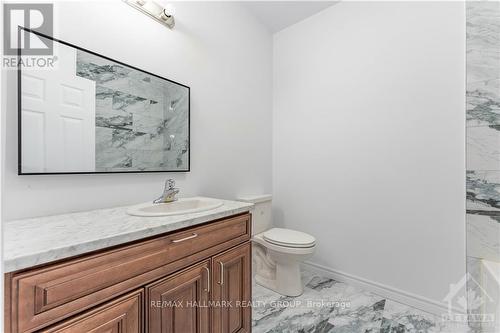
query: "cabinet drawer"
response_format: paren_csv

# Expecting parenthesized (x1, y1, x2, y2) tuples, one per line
(8, 213, 250, 333)
(39, 290, 143, 333)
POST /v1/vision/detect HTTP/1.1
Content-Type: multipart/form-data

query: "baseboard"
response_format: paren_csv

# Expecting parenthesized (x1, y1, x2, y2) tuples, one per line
(302, 261, 465, 316)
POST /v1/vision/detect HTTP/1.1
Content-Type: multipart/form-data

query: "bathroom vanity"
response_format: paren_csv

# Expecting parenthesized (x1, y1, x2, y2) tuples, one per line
(4, 199, 253, 333)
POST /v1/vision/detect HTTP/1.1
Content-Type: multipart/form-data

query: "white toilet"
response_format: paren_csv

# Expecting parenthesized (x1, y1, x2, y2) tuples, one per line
(237, 194, 316, 297)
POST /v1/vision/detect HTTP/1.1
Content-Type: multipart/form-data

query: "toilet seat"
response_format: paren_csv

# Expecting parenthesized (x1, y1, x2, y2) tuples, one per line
(262, 228, 316, 248)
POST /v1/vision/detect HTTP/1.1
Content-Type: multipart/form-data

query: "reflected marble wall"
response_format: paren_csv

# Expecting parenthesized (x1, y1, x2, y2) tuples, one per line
(76, 51, 189, 172)
(466, 2, 500, 332)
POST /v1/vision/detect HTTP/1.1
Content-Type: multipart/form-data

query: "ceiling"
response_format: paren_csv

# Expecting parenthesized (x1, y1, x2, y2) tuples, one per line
(241, 1, 337, 33)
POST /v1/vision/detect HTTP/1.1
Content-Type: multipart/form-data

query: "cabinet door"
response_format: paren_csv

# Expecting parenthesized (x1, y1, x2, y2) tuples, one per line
(146, 261, 211, 333)
(212, 243, 251, 333)
(40, 290, 143, 333)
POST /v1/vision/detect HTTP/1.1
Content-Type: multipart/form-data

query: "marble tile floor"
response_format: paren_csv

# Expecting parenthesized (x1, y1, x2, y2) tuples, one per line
(252, 270, 471, 333)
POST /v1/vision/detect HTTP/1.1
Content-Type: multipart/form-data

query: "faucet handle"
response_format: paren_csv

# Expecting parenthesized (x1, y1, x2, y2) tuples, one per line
(165, 178, 176, 190)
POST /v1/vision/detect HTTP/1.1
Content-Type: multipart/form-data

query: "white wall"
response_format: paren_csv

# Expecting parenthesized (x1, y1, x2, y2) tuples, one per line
(2, 0, 467, 313)
(273, 1, 465, 308)
(2, 0, 273, 220)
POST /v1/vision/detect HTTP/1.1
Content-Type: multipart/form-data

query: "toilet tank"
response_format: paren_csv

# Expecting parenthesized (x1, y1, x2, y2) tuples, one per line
(237, 194, 272, 235)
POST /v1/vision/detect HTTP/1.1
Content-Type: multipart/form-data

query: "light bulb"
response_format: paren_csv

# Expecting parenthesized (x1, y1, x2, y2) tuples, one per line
(160, 8, 171, 20)
(163, 3, 176, 16)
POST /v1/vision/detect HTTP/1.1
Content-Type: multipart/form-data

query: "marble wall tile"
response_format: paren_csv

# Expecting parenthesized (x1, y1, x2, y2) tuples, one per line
(466, 2, 499, 328)
(467, 1, 500, 16)
(77, 52, 186, 105)
(466, 126, 500, 170)
(467, 80, 500, 127)
(467, 213, 500, 262)
(76, 48, 189, 171)
(95, 150, 130, 170)
(131, 114, 166, 135)
(129, 99, 164, 120)
(466, 256, 483, 333)
(466, 2, 500, 52)
(466, 1, 500, 128)
(465, 256, 500, 333)
(95, 128, 132, 170)
(467, 171, 500, 211)
(467, 55, 500, 84)
(468, 49, 500, 75)
(129, 149, 168, 171)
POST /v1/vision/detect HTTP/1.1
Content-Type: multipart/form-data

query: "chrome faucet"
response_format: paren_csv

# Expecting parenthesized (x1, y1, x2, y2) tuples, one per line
(153, 179, 179, 204)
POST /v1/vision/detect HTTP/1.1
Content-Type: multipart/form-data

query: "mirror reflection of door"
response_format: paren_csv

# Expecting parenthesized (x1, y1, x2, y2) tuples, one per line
(21, 44, 96, 173)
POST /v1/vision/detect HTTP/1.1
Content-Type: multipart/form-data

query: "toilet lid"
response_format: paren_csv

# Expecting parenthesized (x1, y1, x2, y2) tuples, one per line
(263, 228, 316, 248)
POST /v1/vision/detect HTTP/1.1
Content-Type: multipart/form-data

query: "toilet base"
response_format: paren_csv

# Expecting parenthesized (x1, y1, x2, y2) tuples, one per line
(255, 260, 304, 297)
(255, 274, 277, 292)
(252, 235, 315, 297)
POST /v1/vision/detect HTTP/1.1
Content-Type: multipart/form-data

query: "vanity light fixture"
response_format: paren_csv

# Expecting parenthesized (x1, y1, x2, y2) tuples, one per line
(124, 0, 175, 29)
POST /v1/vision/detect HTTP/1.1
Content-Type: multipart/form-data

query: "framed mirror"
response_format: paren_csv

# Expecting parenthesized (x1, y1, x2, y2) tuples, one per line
(18, 28, 190, 175)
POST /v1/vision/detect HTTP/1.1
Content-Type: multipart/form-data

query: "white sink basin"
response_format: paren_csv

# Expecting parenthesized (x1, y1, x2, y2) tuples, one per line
(127, 197, 224, 217)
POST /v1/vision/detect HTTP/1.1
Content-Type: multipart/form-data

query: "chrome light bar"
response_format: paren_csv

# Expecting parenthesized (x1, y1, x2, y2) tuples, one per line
(124, 0, 175, 29)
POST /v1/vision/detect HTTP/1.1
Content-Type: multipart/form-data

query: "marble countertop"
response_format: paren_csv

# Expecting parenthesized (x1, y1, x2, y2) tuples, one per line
(3, 198, 253, 273)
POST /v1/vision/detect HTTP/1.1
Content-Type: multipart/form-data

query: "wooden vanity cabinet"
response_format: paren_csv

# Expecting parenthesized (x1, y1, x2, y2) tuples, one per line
(145, 243, 252, 333)
(212, 244, 252, 333)
(5, 213, 252, 333)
